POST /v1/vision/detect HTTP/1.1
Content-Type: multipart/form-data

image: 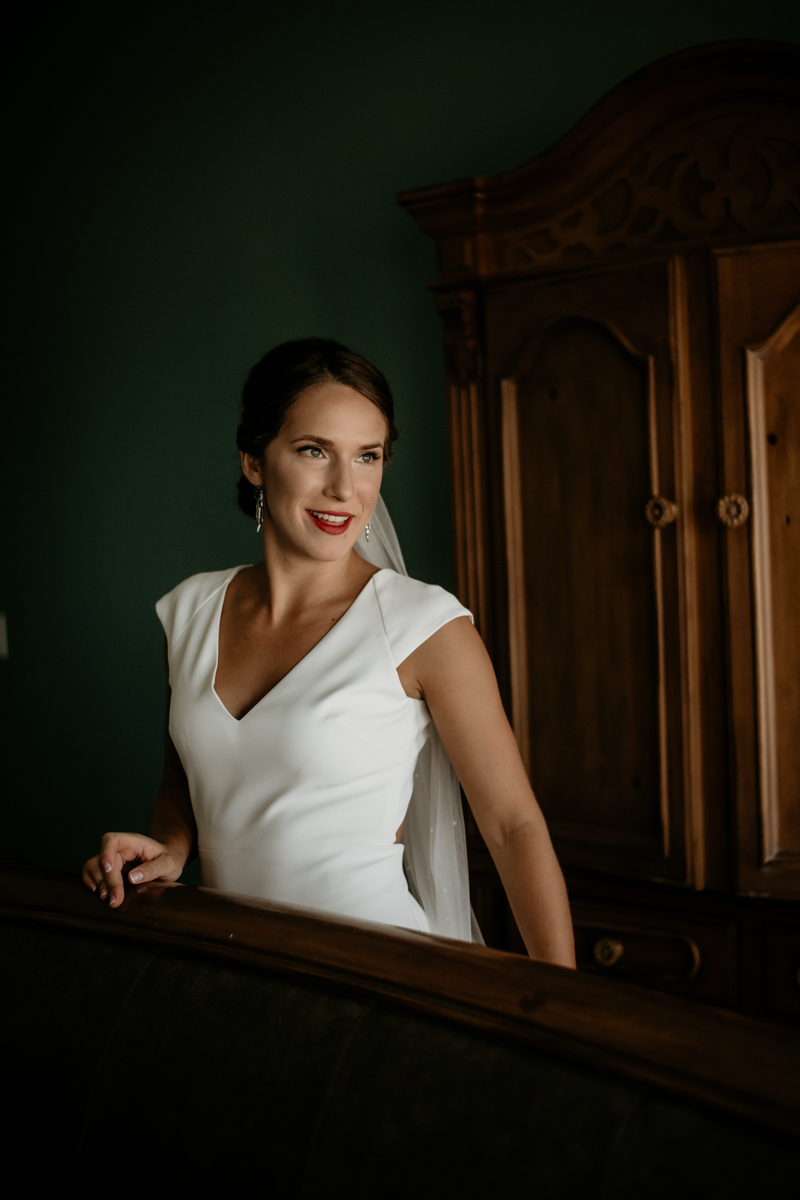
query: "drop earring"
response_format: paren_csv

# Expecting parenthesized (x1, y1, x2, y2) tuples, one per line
(255, 487, 265, 534)
(364, 522, 371, 542)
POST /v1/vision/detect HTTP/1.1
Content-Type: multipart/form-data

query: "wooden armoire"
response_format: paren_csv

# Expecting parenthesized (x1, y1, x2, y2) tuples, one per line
(399, 41, 800, 1021)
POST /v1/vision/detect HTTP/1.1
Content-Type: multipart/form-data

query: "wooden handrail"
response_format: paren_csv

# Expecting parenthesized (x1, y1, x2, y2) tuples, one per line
(2, 862, 798, 1137)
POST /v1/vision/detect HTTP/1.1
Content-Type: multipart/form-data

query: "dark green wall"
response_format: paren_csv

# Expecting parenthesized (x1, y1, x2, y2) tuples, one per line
(4, 0, 799, 872)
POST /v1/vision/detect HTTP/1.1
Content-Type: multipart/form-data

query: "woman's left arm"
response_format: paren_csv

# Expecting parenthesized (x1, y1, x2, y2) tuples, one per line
(403, 616, 576, 968)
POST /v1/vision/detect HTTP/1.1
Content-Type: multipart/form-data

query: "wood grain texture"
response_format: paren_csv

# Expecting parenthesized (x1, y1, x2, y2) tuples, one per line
(485, 263, 689, 885)
(517, 321, 659, 844)
(470, 850, 800, 1020)
(715, 243, 800, 899)
(434, 290, 490, 637)
(669, 255, 706, 890)
(500, 379, 530, 770)
(747, 305, 800, 866)
(2, 863, 799, 1138)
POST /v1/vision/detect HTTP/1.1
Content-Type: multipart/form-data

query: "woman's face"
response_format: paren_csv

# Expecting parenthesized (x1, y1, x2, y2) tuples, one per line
(242, 382, 387, 561)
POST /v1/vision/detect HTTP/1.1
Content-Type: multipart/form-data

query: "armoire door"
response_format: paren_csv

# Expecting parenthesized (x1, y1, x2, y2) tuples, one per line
(485, 257, 702, 886)
(716, 242, 800, 901)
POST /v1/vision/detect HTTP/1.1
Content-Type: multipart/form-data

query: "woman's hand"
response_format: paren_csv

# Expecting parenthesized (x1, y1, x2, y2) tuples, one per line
(82, 832, 187, 908)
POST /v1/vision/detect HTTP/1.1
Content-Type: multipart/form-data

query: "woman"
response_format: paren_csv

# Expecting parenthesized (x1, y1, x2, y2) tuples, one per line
(83, 338, 575, 967)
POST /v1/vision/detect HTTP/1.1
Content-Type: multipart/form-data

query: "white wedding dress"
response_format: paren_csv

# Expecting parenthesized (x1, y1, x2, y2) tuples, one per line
(156, 511, 478, 939)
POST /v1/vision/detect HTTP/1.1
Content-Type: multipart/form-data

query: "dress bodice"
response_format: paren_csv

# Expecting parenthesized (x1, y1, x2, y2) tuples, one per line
(156, 566, 471, 932)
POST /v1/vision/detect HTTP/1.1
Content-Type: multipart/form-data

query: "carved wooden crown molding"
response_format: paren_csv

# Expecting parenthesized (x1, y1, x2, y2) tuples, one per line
(490, 103, 799, 272)
(399, 41, 800, 283)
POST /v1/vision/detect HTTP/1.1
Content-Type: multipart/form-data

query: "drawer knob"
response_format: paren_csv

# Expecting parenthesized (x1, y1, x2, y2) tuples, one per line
(645, 496, 677, 528)
(594, 937, 625, 967)
(717, 493, 750, 527)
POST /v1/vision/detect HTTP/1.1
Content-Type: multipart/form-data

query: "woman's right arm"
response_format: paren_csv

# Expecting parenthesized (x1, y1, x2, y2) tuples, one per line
(82, 667, 198, 907)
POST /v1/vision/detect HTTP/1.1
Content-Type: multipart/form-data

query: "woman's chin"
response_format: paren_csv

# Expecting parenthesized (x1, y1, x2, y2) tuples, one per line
(268, 517, 359, 562)
(297, 532, 360, 563)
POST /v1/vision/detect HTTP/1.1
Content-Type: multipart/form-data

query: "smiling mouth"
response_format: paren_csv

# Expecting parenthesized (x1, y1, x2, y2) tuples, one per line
(307, 509, 354, 535)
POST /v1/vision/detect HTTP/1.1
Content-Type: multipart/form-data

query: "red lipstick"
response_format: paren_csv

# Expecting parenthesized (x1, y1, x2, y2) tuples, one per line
(306, 509, 354, 535)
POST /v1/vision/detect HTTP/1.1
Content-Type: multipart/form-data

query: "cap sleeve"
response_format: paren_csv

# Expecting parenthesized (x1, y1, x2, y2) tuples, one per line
(372, 570, 473, 668)
(155, 567, 245, 654)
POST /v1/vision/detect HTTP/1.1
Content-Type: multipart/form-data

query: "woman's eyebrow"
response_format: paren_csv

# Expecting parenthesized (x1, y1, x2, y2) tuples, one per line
(290, 435, 383, 451)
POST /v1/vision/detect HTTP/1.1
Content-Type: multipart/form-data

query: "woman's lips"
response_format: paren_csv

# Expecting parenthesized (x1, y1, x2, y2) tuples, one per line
(307, 509, 354, 535)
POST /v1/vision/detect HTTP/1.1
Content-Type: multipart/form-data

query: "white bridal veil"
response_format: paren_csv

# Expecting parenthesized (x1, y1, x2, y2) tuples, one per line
(356, 496, 483, 944)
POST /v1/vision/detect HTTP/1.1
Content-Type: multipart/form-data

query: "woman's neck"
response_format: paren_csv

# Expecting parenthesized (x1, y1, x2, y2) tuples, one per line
(254, 526, 375, 624)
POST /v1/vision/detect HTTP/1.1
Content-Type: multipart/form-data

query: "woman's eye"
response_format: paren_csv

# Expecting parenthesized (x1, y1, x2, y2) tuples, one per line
(300, 446, 324, 458)
(358, 452, 381, 464)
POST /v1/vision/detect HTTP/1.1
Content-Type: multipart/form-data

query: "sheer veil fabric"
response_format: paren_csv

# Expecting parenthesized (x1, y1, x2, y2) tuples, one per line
(356, 496, 484, 943)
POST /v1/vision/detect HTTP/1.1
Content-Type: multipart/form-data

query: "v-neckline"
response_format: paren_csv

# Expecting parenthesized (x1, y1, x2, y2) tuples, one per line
(211, 565, 383, 723)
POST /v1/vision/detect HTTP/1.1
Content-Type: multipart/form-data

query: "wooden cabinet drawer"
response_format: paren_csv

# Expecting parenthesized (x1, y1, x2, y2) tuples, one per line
(570, 900, 737, 1006)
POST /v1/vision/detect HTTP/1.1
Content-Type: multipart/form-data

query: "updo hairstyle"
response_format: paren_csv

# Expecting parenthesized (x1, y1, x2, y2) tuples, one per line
(236, 337, 399, 518)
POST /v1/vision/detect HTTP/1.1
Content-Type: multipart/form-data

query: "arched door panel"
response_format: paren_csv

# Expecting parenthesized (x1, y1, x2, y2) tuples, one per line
(487, 262, 692, 883)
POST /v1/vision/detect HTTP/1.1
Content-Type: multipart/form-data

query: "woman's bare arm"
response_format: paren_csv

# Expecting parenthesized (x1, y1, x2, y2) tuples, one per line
(401, 617, 575, 968)
(82, 655, 197, 907)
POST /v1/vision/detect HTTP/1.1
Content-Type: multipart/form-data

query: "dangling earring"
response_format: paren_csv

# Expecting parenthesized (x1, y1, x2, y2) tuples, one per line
(364, 522, 371, 542)
(255, 487, 264, 534)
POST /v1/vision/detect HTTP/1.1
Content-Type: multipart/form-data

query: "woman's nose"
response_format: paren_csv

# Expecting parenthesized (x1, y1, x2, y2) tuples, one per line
(322, 461, 355, 501)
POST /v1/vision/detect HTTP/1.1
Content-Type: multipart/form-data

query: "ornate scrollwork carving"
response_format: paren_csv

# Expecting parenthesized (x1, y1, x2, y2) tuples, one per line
(491, 103, 800, 271)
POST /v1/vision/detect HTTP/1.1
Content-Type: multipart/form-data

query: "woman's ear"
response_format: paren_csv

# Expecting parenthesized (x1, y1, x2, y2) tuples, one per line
(240, 450, 263, 486)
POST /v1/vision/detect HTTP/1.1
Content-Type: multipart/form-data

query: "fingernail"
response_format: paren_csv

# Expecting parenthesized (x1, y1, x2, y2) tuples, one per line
(129, 871, 143, 884)
(108, 895, 117, 906)
(102, 860, 112, 873)
(99, 888, 107, 900)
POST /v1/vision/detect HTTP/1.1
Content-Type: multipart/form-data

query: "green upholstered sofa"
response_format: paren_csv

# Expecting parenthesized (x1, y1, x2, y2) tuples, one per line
(2, 862, 798, 1198)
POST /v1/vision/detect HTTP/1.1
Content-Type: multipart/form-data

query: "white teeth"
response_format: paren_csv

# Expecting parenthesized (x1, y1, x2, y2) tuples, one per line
(311, 511, 349, 525)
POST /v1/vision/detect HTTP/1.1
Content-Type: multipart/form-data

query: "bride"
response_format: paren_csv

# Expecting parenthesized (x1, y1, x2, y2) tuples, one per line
(82, 338, 575, 967)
